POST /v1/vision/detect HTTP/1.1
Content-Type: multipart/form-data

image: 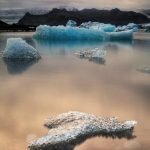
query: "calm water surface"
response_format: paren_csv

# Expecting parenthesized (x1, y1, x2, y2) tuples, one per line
(0, 32, 150, 150)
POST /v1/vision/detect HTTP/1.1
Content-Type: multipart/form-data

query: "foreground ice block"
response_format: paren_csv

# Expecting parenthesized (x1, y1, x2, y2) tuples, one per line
(33, 25, 109, 41)
(3, 38, 41, 61)
(28, 111, 137, 150)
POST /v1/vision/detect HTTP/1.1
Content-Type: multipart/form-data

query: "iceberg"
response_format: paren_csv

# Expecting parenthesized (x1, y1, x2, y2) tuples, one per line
(33, 25, 109, 41)
(34, 25, 133, 41)
(66, 20, 77, 27)
(3, 38, 41, 61)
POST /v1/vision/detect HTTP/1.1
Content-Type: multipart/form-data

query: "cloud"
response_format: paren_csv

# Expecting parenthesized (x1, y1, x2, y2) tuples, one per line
(0, 0, 149, 9)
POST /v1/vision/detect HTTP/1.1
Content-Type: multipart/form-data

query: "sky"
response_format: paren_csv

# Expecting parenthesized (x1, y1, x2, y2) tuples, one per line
(0, 0, 150, 10)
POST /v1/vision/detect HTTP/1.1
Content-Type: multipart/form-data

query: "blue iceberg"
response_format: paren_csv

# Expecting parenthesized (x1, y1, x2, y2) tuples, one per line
(33, 25, 133, 42)
(3, 38, 41, 61)
(33, 25, 109, 41)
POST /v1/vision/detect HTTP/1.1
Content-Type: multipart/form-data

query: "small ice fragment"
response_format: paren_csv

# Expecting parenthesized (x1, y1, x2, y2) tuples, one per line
(91, 48, 106, 58)
(76, 48, 106, 59)
(66, 20, 77, 27)
(108, 30, 133, 41)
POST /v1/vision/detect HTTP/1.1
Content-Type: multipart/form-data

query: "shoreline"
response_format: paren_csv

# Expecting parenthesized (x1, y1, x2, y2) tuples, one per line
(0, 25, 36, 32)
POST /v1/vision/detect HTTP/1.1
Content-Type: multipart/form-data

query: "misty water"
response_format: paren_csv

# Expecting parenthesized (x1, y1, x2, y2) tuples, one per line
(0, 32, 150, 150)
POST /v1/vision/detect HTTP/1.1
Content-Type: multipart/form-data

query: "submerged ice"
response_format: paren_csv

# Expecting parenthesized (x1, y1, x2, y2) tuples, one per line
(3, 38, 41, 61)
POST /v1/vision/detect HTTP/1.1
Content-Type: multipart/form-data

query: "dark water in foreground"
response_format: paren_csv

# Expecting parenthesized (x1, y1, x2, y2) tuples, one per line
(0, 32, 150, 150)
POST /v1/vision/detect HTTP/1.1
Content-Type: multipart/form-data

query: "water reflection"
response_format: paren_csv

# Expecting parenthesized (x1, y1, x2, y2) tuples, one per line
(3, 59, 39, 75)
(34, 39, 103, 55)
(34, 39, 132, 55)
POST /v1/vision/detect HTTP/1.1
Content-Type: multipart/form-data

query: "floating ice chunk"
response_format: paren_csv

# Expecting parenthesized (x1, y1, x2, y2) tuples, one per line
(66, 20, 77, 27)
(115, 23, 138, 32)
(76, 48, 106, 59)
(91, 48, 106, 58)
(75, 48, 106, 64)
(108, 30, 133, 41)
(33, 25, 109, 41)
(80, 22, 116, 32)
(137, 66, 150, 74)
(3, 38, 41, 61)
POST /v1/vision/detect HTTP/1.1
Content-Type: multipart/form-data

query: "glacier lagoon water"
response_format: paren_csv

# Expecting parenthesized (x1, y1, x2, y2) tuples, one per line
(0, 32, 150, 150)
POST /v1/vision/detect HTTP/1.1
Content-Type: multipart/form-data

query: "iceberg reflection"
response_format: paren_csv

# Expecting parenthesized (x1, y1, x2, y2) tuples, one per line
(3, 59, 39, 75)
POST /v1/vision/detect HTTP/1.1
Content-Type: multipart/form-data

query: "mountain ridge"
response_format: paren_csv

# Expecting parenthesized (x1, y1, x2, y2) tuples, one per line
(18, 8, 150, 26)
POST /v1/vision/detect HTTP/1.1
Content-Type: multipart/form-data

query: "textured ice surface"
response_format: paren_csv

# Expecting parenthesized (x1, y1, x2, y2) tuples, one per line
(3, 38, 41, 61)
(34, 25, 133, 41)
(80, 22, 116, 32)
(33, 25, 109, 41)
(75, 48, 106, 65)
(115, 23, 138, 32)
(66, 20, 77, 27)
(28, 111, 137, 150)
(76, 48, 106, 59)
